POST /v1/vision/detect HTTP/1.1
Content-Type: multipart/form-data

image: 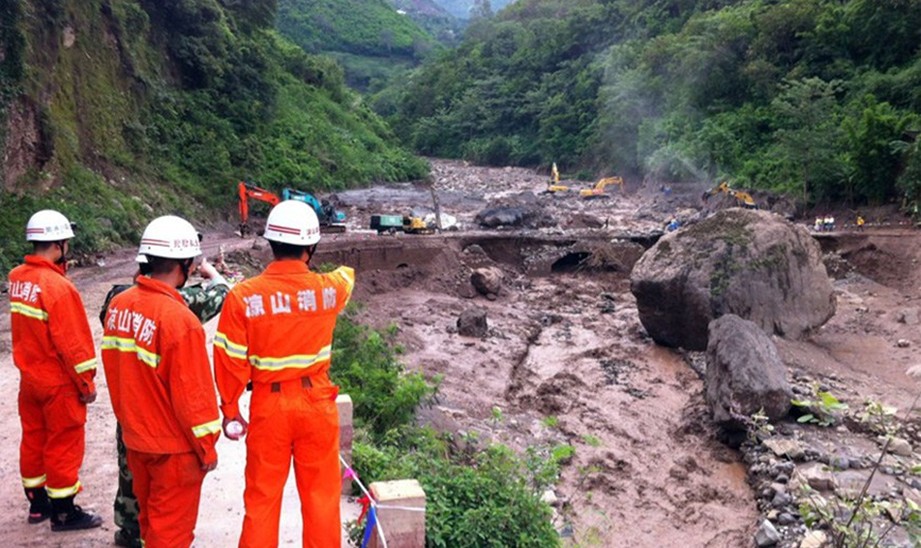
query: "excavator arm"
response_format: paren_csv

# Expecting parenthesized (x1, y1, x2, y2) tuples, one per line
(238, 181, 281, 236)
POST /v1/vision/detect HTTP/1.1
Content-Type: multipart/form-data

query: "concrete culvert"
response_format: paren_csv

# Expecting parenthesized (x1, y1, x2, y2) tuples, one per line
(551, 252, 591, 273)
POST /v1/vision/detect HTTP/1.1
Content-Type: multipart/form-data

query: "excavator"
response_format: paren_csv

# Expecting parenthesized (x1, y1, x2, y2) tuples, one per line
(579, 176, 624, 199)
(706, 181, 756, 208)
(237, 182, 347, 236)
(545, 162, 569, 193)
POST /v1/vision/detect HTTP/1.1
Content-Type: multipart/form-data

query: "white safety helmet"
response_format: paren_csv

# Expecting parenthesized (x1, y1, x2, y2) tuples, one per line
(26, 209, 75, 241)
(263, 200, 321, 246)
(136, 215, 202, 262)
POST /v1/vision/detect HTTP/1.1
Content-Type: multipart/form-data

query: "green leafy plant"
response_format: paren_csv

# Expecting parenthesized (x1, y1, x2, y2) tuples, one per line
(331, 307, 438, 441)
(792, 388, 849, 427)
(582, 434, 602, 447)
(542, 415, 559, 429)
(856, 399, 899, 435)
(796, 394, 921, 547)
(490, 405, 504, 423)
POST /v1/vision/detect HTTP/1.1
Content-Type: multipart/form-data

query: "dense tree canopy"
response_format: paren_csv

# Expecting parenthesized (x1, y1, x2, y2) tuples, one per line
(382, 0, 921, 208)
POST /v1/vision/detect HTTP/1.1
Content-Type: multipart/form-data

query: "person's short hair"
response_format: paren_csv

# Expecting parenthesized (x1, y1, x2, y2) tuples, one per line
(269, 240, 310, 260)
(32, 241, 59, 252)
(138, 255, 184, 276)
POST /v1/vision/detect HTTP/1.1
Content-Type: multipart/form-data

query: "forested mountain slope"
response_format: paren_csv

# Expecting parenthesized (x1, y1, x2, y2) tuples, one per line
(277, 0, 440, 90)
(432, 0, 515, 19)
(0, 0, 425, 271)
(385, 0, 921, 209)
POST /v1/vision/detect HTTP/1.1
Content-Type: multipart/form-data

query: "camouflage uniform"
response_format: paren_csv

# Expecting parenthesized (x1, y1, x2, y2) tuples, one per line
(101, 281, 230, 547)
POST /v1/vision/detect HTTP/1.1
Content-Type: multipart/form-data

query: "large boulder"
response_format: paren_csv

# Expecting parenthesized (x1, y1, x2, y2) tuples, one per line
(706, 314, 793, 428)
(471, 267, 503, 297)
(457, 307, 488, 338)
(475, 205, 555, 229)
(630, 208, 835, 350)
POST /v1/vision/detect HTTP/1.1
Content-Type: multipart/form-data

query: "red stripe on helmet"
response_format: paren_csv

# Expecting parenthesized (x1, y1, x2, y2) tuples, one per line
(266, 224, 302, 235)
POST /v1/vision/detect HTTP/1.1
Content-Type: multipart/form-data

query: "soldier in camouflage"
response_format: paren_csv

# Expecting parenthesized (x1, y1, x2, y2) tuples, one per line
(100, 258, 231, 548)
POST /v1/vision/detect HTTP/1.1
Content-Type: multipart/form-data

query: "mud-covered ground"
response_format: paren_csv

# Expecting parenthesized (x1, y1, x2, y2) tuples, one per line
(2, 159, 920, 546)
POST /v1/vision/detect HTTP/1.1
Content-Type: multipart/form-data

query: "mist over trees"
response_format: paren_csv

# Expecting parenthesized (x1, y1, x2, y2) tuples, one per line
(380, 0, 921, 208)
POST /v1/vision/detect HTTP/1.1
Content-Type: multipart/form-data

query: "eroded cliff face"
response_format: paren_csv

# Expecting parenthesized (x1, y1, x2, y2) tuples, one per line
(1, 1, 146, 189)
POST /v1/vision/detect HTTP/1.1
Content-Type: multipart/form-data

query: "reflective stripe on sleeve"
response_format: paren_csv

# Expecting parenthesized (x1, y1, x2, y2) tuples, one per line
(21, 474, 47, 488)
(337, 268, 355, 288)
(46, 481, 81, 499)
(248, 345, 331, 371)
(101, 336, 161, 368)
(74, 358, 97, 374)
(215, 332, 248, 359)
(11, 302, 49, 322)
(191, 419, 222, 439)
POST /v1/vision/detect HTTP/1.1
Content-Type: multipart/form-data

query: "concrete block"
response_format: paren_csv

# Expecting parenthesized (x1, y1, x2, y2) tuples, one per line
(337, 394, 354, 495)
(368, 479, 426, 548)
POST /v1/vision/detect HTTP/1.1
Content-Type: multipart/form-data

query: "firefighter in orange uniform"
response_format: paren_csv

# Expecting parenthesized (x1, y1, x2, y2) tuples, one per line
(214, 200, 354, 548)
(101, 215, 221, 548)
(9, 209, 103, 531)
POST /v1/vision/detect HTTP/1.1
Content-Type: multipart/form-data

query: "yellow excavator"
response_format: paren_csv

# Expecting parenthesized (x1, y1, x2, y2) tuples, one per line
(546, 162, 569, 193)
(709, 181, 756, 208)
(580, 176, 624, 198)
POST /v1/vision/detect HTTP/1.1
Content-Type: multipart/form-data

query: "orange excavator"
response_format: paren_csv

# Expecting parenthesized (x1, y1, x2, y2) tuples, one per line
(237, 182, 346, 236)
(238, 182, 280, 236)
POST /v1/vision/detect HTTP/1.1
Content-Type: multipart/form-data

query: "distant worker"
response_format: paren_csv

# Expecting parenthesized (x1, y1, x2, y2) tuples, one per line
(102, 216, 221, 547)
(856, 215, 865, 231)
(214, 200, 354, 547)
(814, 217, 823, 232)
(827, 216, 836, 232)
(666, 218, 681, 232)
(100, 258, 231, 548)
(9, 210, 103, 531)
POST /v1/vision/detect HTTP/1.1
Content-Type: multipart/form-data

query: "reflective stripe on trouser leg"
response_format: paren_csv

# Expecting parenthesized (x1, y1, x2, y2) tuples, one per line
(128, 450, 205, 548)
(19, 383, 48, 488)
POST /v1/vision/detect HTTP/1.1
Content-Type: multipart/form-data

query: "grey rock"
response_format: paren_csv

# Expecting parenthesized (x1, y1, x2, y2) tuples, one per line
(887, 437, 913, 457)
(777, 512, 796, 526)
(755, 519, 781, 547)
(471, 267, 504, 297)
(763, 439, 805, 460)
(705, 315, 794, 428)
(630, 209, 836, 350)
(799, 530, 828, 548)
(829, 455, 851, 470)
(457, 308, 488, 338)
(475, 205, 555, 229)
(771, 491, 793, 508)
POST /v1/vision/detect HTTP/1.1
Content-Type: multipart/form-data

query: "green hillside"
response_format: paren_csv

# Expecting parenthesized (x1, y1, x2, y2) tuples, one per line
(0, 0, 426, 272)
(432, 0, 515, 19)
(384, 0, 921, 209)
(277, 0, 440, 90)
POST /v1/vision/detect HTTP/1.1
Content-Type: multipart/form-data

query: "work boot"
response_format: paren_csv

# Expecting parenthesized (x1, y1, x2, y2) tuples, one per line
(114, 528, 143, 547)
(50, 496, 103, 532)
(25, 487, 52, 524)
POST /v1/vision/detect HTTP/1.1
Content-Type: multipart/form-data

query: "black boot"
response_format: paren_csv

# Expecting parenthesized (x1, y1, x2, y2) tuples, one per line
(25, 487, 52, 524)
(50, 495, 103, 532)
(114, 528, 143, 547)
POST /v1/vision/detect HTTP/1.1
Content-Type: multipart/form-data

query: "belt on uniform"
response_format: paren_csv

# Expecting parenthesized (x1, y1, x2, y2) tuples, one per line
(270, 377, 313, 393)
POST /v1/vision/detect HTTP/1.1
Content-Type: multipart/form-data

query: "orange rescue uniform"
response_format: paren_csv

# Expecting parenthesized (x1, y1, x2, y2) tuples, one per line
(9, 255, 97, 499)
(214, 260, 354, 548)
(102, 276, 220, 548)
